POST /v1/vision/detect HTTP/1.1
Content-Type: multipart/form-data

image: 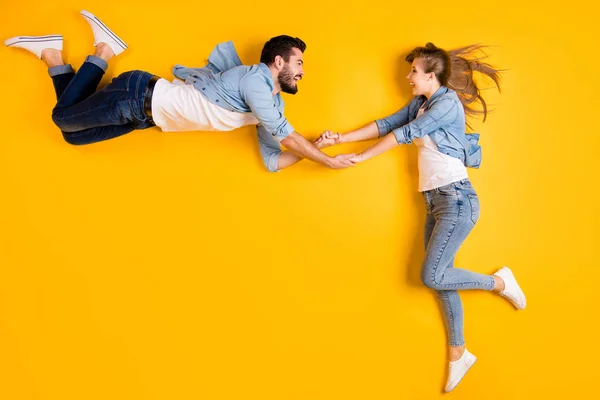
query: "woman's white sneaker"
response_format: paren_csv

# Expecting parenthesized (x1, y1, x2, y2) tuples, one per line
(4, 35, 63, 59)
(494, 266, 527, 310)
(80, 10, 127, 56)
(445, 349, 477, 392)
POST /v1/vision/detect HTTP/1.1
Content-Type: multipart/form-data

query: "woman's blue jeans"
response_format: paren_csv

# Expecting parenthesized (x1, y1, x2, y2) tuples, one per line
(422, 179, 495, 346)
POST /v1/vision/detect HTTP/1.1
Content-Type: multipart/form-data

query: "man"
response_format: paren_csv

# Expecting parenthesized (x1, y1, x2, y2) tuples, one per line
(5, 10, 355, 172)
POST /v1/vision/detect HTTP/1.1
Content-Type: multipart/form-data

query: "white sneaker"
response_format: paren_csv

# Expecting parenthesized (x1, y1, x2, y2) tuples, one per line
(445, 349, 477, 393)
(80, 10, 127, 56)
(4, 35, 63, 59)
(494, 266, 526, 310)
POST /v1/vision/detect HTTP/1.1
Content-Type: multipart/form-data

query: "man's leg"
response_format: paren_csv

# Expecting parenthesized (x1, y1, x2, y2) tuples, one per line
(41, 45, 110, 108)
(4, 35, 71, 99)
(51, 44, 112, 111)
(5, 11, 149, 144)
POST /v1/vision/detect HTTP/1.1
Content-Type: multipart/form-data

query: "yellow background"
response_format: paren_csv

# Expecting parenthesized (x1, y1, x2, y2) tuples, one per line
(1, 1, 598, 398)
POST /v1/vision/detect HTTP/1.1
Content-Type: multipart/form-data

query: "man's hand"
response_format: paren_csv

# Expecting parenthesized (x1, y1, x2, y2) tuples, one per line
(280, 132, 357, 170)
(325, 153, 356, 169)
(314, 130, 343, 149)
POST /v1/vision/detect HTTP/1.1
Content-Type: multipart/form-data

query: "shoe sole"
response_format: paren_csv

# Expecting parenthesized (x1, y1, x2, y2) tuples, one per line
(498, 267, 526, 309)
(80, 10, 127, 50)
(5, 35, 63, 47)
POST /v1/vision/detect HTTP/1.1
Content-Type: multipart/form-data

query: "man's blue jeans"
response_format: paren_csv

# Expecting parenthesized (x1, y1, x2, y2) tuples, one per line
(49, 55, 155, 145)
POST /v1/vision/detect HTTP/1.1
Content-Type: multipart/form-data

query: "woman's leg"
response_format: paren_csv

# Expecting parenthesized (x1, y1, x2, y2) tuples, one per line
(421, 185, 495, 292)
(423, 210, 466, 352)
(421, 181, 525, 392)
(422, 184, 487, 392)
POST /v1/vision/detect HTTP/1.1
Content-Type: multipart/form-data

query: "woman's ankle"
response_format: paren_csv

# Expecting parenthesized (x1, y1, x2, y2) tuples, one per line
(449, 345, 465, 362)
(492, 275, 505, 293)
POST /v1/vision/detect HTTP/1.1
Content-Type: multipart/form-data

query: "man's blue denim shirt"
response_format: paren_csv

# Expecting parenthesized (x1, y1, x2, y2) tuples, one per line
(375, 86, 482, 168)
(173, 41, 291, 172)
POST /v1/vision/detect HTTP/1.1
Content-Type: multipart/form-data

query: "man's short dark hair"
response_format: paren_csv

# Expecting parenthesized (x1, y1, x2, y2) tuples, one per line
(260, 35, 306, 65)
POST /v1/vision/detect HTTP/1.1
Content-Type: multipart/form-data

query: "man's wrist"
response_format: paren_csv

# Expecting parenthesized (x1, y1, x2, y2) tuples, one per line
(322, 156, 334, 168)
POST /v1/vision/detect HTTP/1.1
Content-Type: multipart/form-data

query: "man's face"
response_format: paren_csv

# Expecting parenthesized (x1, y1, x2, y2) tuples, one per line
(277, 48, 304, 95)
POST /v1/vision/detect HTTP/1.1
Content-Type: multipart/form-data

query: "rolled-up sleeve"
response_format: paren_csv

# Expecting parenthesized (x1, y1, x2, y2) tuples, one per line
(374, 99, 415, 137)
(240, 76, 294, 142)
(392, 98, 458, 144)
(257, 124, 282, 172)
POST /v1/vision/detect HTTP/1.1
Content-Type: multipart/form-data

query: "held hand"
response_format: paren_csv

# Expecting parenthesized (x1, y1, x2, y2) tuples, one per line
(326, 153, 356, 169)
(349, 153, 365, 163)
(314, 130, 343, 148)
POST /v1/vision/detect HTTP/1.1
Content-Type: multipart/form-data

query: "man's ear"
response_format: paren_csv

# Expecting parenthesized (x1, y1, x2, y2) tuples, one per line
(274, 55, 284, 70)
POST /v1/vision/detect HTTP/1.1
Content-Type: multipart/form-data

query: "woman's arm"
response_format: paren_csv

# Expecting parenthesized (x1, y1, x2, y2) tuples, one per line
(350, 132, 400, 163)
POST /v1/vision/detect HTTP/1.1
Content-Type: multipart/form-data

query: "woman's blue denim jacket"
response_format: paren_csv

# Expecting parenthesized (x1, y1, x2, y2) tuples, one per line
(375, 86, 482, 168)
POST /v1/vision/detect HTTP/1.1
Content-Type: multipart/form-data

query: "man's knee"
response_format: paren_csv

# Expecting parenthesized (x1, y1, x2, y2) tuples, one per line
(61, 133, 82, 145)
(51, 108, 67, 130)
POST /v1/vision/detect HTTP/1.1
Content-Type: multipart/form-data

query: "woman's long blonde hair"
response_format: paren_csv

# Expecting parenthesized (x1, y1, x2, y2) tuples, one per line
(406, 43, 502, 123)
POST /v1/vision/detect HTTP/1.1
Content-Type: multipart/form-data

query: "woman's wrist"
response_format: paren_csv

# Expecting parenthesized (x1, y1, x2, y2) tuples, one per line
(338, 132, 349, 144)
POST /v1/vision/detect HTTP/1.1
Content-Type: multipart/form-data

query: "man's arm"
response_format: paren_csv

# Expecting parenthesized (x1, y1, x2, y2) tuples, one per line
(257, 126, 352, 172)
(277, 131, 337, 170)
(280, 132, 355, 170)
(242, 76, 354, 171)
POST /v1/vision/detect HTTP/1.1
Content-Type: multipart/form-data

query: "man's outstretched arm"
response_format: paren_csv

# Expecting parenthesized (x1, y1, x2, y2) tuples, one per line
(243, 77, 354, 172)
(279, 132, 355, 170)
(277, 131, 348, 170)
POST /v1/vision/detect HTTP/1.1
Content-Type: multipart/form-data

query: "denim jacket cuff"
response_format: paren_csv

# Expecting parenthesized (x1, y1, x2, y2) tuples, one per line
(392, 126, 411, 145)
(375, 119, 391, 137)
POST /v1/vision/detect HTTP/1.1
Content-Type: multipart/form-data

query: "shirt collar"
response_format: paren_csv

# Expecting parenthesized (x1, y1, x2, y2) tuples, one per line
(258, 62, 277, 93)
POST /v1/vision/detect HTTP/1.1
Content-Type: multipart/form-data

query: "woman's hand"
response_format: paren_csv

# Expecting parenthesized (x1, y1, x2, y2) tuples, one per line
(349, 153, 365, 163)
(314, 130, 343, 149)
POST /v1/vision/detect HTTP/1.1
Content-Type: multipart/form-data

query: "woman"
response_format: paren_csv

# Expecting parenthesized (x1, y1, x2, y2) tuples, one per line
(317, 43, 526, 392)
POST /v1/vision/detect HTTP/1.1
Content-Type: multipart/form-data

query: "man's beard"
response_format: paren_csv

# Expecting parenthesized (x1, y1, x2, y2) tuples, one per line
(278, 65, 299, 95)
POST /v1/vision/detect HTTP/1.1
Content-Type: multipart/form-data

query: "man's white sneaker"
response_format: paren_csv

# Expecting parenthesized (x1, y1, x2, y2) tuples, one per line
(445, 349, 477, 393)
(4, 35, 63, 59)
(494, 266, 527, 310)
(80, 10, 127, 56)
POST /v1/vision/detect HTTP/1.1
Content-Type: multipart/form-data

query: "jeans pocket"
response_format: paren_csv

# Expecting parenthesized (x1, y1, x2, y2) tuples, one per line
(102, 71, 134, 93)
(435, 183, 458, 197)
(459, 180, 474, 189)
(467, 194, 480, 224)
(128, 96, 147, 123)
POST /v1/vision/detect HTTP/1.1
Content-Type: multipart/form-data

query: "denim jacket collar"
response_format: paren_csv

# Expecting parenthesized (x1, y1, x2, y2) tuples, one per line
(422, 86, 449, 107)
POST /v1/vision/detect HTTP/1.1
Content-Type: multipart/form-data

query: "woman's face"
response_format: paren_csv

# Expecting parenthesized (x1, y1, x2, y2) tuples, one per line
(407, 58, 433, 96)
